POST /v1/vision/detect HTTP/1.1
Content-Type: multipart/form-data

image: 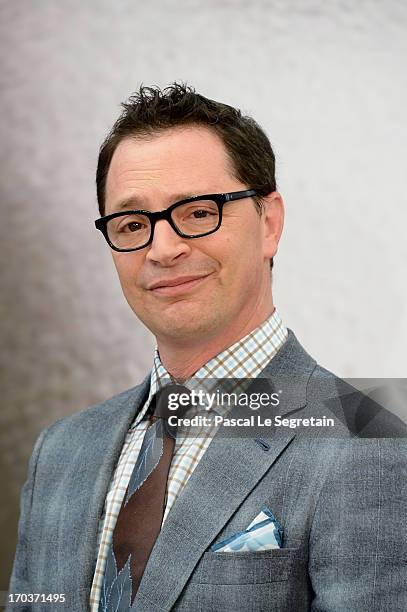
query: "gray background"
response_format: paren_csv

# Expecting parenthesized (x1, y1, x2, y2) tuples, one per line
(1, 0, 406, 590)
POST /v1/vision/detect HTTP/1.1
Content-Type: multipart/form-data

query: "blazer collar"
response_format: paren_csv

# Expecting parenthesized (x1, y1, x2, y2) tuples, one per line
(258, 328, 316, 416)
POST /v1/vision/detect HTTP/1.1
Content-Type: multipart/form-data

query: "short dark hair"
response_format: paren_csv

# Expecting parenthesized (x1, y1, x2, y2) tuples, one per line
(96, 82, 277, 269)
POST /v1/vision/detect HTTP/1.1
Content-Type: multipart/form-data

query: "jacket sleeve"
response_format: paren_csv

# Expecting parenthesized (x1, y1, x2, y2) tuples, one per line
(309, 438, 407, 611)
(6, 427, 49, 612)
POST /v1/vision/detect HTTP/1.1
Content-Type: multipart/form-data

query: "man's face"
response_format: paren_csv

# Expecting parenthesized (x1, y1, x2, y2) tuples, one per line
(104, 126, 282, 345)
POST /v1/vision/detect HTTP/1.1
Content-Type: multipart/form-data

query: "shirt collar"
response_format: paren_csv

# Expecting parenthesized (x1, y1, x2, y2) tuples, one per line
(131, 308, 287, 426)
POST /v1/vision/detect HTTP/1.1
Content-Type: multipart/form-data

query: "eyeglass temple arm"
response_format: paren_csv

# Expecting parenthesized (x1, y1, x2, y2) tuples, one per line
(225, 189, 257, 202)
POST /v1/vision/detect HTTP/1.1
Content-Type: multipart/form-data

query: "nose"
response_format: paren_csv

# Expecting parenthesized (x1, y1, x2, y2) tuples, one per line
(145, 218, 191, 265)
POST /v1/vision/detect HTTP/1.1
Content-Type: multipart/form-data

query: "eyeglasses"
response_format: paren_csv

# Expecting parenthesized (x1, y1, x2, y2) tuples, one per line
(94, 189, 257, 252)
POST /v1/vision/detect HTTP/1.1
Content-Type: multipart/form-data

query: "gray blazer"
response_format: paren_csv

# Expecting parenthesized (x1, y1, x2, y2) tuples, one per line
(7, 330, 407, 611)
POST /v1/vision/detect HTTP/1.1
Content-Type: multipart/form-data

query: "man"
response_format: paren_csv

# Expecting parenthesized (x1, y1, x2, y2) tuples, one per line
(8, 83, 407, 611)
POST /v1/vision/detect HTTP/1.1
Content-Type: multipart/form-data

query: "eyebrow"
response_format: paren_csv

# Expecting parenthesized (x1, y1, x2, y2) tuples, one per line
(112, 192, 199, 213)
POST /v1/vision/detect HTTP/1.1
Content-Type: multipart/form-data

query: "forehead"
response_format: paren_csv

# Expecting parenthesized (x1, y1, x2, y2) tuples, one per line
(104, 126, 236, 212)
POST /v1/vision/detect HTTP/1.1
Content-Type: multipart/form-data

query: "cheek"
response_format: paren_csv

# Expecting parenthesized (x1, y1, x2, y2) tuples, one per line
(112, 253, 142, 289)
(213, 229, 262, 279)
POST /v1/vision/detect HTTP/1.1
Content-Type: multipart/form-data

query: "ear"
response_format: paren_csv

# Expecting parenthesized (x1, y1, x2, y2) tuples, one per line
(261, 191, 285, 260)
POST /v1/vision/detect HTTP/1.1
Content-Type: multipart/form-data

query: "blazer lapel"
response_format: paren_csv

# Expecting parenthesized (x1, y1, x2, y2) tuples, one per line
(132, 329, 316, 612)
(132, 430, 296, 612)
(65, 375, 151, 608)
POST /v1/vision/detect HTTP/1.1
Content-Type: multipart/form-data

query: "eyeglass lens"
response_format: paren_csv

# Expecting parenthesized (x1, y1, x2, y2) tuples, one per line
(106, 199, 220, 250)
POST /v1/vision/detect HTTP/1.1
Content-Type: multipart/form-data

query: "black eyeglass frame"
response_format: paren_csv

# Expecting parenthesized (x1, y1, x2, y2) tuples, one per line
(94, 189, 257, 252)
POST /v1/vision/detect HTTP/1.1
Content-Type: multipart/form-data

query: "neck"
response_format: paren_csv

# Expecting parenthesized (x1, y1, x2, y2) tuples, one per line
(156, 301, 275, 380)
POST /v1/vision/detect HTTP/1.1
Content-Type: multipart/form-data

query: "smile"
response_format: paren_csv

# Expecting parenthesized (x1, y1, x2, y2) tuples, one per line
(149, 274, 212, 296)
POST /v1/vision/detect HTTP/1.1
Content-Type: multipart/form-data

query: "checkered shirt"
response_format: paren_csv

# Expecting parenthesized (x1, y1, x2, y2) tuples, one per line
(89, 309, 287, 610)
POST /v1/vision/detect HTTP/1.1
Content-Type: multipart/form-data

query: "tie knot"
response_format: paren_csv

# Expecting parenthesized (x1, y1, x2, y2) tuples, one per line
(148, 383, 193, 422)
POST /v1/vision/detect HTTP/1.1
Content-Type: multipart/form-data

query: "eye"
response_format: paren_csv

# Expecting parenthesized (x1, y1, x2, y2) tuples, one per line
(115, 216, 149, 233)
(172, 200, 219, 230)
(121, 221, 144, 232)
(190, 209, 216, 218)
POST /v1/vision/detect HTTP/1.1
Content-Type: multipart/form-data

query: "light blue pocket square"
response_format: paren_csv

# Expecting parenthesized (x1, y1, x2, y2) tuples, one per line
(211, 507, 283, 552)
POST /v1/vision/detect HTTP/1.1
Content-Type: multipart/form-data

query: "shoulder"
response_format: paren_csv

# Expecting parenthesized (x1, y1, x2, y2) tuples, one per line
(307, 363, 407, 438)
(34, 374, 150, 450)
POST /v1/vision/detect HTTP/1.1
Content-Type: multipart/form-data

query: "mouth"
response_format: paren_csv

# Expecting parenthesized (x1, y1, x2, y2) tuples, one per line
(148, 273, 212, 296)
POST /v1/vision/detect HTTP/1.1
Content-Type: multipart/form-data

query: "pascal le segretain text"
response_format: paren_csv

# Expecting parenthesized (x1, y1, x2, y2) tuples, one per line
(167, 414, 335, 429)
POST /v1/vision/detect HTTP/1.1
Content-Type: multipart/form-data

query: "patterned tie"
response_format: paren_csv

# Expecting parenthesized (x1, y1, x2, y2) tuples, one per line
(98, 384, 190, 611)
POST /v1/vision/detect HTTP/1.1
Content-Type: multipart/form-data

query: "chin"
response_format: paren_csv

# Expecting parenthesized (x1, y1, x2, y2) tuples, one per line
(152, 308, 221, 340)
(134, 290, 226, 338)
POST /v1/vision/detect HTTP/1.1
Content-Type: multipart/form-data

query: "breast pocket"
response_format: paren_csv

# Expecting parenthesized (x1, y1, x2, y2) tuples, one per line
(190, 546, 303, 585)
(173, 547, 308, 612)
